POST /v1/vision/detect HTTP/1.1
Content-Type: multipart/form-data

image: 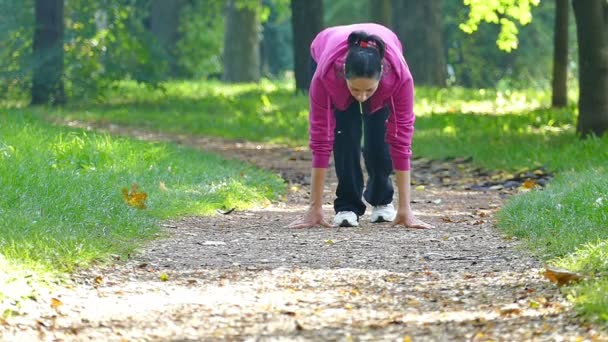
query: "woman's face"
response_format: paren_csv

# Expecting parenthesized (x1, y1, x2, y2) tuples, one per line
(346, 77, 380, 103)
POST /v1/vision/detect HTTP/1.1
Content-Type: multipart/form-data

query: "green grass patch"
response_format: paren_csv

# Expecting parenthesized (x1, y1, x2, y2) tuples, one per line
(0, 109, 284, 311)
(497, 168, 608, 257)
(497, 169, 608, 324)
(43, 79, 310, 146)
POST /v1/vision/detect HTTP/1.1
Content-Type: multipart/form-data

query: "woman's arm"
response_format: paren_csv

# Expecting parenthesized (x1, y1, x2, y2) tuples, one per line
(393, 170, 434, 229)
(286, 167, 333, 228)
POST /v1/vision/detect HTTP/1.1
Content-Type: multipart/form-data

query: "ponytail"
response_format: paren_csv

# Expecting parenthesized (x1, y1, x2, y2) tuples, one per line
(345, 31, 386, 79)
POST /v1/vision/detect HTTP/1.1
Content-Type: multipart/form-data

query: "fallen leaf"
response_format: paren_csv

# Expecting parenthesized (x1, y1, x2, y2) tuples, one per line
(499, 303, 521, 316)
(542, 265, 583, 286)
(159, 181, 168, 191)
(523, 179, 537, 189)
(122, 183, 147, 209)
(94, 275, 103, 285)
(415, 185, 425, 191)
(50, 298, 63, 309)
(160, 273, 169, 282)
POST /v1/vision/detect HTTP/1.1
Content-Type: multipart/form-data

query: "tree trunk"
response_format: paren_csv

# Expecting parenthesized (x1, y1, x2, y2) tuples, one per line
(223, 0, 261, 83)
(551, 0, 569, 107)
(150, 0, 185, 78)
(31, 0, 65, 105)
(370, 0, 392, 27)
(291, 0, 323, 92)
(572, 0, 608, 137)
(394, 0, 447, 87)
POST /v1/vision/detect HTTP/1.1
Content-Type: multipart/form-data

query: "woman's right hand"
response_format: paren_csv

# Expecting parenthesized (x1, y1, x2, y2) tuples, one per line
(286, 206, 333, 229)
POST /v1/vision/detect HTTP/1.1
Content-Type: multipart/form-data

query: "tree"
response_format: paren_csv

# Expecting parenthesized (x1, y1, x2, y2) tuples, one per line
(32, 0, 65, 105)
(261, 0, 293, 78)
(393, 0, 447, 87)
(149, 0, 185, 78)
(291, 0, 324, 92)
(551, 0, 568, 107)
(370, 0, 392, 27)
(223, 0, 261, 83)
(572, 0, 608, 137)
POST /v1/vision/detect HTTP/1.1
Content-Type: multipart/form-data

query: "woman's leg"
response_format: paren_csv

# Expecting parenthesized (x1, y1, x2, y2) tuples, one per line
(333, 102, 366, 217)
(362, 107, 394, 206)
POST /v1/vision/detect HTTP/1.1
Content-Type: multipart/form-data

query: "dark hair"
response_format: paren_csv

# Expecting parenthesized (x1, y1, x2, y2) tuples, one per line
(345, 31, 386, 80)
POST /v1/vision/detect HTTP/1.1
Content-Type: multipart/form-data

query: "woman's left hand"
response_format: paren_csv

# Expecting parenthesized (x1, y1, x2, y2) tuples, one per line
(392, 209, 434, 229)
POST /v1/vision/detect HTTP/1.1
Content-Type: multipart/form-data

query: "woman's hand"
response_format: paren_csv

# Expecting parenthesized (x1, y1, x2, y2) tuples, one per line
(392, 208, 434, 229)
(287, 206, 333, 229)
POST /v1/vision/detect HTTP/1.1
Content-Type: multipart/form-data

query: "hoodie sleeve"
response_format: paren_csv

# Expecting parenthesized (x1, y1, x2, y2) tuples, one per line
(309, 76, 335, 169)
(386, 77, 415, 171)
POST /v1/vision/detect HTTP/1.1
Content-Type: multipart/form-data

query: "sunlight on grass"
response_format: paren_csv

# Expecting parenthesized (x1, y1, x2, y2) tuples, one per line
(415, 87, 550, 116)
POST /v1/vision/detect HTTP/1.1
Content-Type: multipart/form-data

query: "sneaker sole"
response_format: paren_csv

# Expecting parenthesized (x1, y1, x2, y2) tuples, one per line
(371, 216, 394, 223)
(339, 219, 358, 227)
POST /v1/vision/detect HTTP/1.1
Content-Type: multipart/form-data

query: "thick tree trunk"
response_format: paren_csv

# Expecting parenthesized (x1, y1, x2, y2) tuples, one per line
(572, 0, 608, 137)
(370, 0, 392, 27)
(31, 0, 65, 105)
(394, 0, 447, 87)
(150, 0, 185, 78)
(223, 0, 261, 83)
(552, 0, 569, 108)
(291, 0, 323, 92)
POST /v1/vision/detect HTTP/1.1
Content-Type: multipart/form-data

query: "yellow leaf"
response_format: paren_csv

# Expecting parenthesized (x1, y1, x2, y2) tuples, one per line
(94, 275, 103, 285)
(160, 273, 169, 282)
(50, 297, 63, 309)
(122, 183, 147, 209)
(542, 265, 583, 286)
(403, 336, 413, 342)
(415, 185, 425, 191)
(523, 179, 537, 189)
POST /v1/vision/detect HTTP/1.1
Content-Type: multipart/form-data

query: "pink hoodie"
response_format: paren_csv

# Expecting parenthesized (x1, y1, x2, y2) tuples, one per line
(309, 23, 415, 171)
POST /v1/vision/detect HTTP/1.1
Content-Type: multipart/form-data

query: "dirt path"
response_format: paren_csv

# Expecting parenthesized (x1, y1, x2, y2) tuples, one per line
(2, 123, 607, 341)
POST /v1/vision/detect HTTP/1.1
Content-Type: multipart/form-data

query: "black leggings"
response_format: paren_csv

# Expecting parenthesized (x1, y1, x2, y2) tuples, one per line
(333, 102, 394, 216)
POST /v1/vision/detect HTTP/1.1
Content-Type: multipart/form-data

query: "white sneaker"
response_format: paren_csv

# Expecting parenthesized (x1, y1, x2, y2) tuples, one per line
(371, 203, 396, 223)
(334, 211, 359, 227)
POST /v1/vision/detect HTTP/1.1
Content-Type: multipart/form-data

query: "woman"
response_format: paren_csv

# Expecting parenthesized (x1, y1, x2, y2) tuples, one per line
(287, 23, 433, 229)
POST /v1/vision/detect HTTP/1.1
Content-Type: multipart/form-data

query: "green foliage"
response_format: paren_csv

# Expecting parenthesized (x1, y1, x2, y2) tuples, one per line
(443, 0, 575, 88)
(0, 0, 34, 101)
(0, 0, 166, 101)
(461, 0, 540, 52)
(176, 0, 225, 78)
(63, 0, 166, 98)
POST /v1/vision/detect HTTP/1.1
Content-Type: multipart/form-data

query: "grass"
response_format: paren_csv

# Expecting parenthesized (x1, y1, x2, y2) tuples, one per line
(0, 109, 284, 312)
(3, 79, 607, 324)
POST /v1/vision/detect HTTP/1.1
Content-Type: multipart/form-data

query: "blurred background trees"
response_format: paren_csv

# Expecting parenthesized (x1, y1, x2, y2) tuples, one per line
(1, 0, 606, 136)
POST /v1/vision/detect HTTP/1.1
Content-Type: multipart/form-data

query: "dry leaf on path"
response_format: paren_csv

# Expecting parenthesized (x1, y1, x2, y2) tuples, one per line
(542, 265, 583, 286)
(50, 297, 63, 309)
